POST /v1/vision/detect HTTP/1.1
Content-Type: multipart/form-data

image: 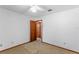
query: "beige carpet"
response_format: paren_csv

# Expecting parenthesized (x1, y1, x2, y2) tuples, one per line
(0, 39, 77, 54)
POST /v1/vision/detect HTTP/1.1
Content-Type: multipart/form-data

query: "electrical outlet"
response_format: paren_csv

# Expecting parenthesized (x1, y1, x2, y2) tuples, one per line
(64, 42, 66, 45)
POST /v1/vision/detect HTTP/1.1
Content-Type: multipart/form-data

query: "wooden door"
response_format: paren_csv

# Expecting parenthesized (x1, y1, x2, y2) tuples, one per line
(36, 21, 42, 38)
(30, 20, 37, 42)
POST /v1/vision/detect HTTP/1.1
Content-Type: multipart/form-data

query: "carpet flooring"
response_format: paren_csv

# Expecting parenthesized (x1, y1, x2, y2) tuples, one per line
(0, 39, 77, 54)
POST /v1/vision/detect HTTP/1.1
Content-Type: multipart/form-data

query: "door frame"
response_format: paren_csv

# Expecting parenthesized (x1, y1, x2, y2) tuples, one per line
(30, 20, 43, 42)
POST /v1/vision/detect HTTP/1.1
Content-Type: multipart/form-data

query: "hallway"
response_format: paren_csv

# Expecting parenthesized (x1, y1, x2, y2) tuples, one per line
(0, 39, 76, 54)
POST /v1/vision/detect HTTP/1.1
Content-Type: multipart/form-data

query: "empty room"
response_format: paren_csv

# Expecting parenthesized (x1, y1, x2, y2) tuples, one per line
(0, 5, 79, 54)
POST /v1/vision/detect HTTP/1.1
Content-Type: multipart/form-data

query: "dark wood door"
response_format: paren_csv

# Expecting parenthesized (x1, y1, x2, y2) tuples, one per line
(30, 20, 37, 42)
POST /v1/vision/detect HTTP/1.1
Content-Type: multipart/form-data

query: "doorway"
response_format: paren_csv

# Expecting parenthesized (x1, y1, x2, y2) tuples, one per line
(30, 20, 42, 42)
(36, 20, 42, 41)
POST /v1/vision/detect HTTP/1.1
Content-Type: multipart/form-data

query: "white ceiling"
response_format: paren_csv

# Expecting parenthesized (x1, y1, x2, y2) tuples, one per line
(0, 5, 79, 17)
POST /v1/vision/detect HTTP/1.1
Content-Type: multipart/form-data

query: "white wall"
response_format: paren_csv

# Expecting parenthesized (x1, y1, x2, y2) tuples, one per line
(42, 8, 79, 52)
(0, 8, 30, 51)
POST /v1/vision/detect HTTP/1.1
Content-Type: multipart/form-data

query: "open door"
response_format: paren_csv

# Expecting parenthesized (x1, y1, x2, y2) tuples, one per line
(30, 20, 37, 42)
(30, 20, 42, 42)
(36, 20, 42, 39)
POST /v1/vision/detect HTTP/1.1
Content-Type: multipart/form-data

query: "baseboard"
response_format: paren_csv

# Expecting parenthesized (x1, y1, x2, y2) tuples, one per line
(0, 41, 30, 52)
(42, 41, 79, 54)
(0, 40, 78, 54)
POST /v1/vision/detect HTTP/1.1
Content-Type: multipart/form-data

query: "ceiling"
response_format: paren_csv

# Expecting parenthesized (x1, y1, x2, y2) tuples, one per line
(0, 5, 79, 17)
